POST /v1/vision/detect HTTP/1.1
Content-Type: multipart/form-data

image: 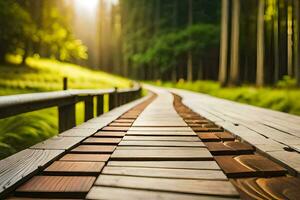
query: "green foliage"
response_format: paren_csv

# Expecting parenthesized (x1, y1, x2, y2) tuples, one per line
(276, 76, 297, 89)
(37, 8, 88, 61)
(152, 81, 300, 116)
(0, 0, 32, 60)
(132, 24, 219, 72)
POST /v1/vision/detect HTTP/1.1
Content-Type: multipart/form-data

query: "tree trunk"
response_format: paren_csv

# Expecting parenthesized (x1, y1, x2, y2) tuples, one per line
(229, 0, 240, 86)
(295, 0, 300, 86)
(256, 0, 265, 86)
(187, 0, 193, 82)
(274, 0, 280, 83)
(172, 0, 178, 82)
(287, 1, 293, 77)
(218, 0, 229, 86)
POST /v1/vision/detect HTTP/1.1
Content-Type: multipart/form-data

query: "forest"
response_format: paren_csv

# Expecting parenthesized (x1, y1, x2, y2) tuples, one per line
(1, 0, 300, 159)
(1, 0, 300, 86)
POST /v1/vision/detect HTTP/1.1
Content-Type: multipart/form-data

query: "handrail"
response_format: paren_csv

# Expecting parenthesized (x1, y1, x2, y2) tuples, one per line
(0, 86, 142, 132)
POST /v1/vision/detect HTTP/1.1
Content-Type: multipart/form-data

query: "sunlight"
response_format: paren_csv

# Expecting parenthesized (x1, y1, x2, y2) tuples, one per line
(74, 0, 99, 12)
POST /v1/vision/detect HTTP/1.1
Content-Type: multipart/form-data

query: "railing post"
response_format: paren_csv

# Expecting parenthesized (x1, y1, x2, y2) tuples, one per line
(63, 77, 68, 90)
(97, 94, 104, 116)
(58, 98, 76, 133)
(109, 87, 118, 110)
(84, 96, 94, 121)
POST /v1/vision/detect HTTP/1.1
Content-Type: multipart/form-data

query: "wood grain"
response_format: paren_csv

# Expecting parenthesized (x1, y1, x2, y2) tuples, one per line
(102, 166, 227, 180)
(107, 161, 220, 170)
(60, 154, 110, 162)
(44, 161, 105, 175)
(71, 145, 116, 153)
(86, 186, 238, 200)
(0, 149, 63, 195)
(15, 176, 95, 198)
(83, 138, 121, 145)
(95, 175, 239, 197)
(119, 140, 205, 147)
(111, 148, 213, 161)
(93, 131, 125, 137)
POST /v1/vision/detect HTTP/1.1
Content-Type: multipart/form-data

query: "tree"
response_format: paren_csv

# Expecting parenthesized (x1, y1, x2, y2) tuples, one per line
(218, 0, 229, 86)
(295, 0, 300, 86)
(0, 0, 32, 63)
(229, 0, 241, 85)
(256, 0, 265, 86)
(187, 0, 193, 81)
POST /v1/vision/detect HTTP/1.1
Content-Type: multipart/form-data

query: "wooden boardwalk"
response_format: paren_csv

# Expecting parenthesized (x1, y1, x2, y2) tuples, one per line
(1, 86, 300, 199)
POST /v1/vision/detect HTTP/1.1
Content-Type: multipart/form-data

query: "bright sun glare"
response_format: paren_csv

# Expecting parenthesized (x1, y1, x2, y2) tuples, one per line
(73, 0, 119, 12)
(74, 0, 99, 12)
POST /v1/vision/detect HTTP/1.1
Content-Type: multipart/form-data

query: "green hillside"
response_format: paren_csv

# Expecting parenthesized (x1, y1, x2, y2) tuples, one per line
(0, 56, 131, 159)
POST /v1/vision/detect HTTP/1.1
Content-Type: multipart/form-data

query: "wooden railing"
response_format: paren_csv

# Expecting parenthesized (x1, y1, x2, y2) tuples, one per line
(0, 86, 142, 133)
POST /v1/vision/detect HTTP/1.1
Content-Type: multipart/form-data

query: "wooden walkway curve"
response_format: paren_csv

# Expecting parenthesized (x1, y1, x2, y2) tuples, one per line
(1, 86, 300, 199)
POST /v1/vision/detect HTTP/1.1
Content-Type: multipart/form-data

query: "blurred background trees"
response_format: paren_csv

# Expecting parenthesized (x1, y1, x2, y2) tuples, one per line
(0, 0, 300, 87)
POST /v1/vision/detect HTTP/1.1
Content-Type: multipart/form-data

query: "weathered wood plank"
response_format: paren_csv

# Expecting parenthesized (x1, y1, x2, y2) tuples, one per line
(30, 136, 83, 150)
(60, 128, 98, 137)
(87, 186, 239, 200)
(123, 136, 200, 141)
(15, 176, 95, 198)
(129, 127, 192, 132)
(119, 140, 205, 147)
(94, 131, 126, 138)
(95, 175, 239, 197)
(204, 142, 255, 155)
(71, 145, 116, 153)
(107, 161, 220, 170)
(44, 161, 105, 175)
(0, 149, 63, 195)
(111, 148, 213, 161)
(60, 154, 110, 162)
(126, 131, 196, 136)
(214, 155, 287, 178)
(232, 177, 300, 200)
(83, 138, 122, 145)
(102, 166, 227, 180)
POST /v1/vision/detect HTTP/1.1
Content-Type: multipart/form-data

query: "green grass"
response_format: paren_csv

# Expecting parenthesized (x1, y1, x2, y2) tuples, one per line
(0, 55, 132, 159)
(152, 80, 300, 116)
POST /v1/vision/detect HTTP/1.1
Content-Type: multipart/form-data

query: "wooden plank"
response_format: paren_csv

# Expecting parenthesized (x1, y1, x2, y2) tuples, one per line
(109, 122, 133, 127)
(268, 151, 300, 176)
(60, 128, 97, 137)
(123, 136, 200, 141)
(214, 132, 235, 141)
(60, 154, 110, 162)
(95, 175, 239, 197)
(232, 177, 300, 200)
(94, 131, 125, 138)
(82, 138, 122, 145)
(102, 166, 227, 180)
(129, 127, 192, 132)
(214, 155, 287, 178)
(15, 176, 95, 198)
(126, 131, 196, 136)
(197, 133, 220, 142)
(44, 161, 105, 175)
(119, 140, 205, 147)
(101, 126, 130, 131)
(87, 186, 238, 200)
(107, 161, 221, 170)
(71, 145, 116, 153)
(204, 142, 255, 155)
(30, 136, 83, 150)
(192, 127, 223, 132)
(114, 119, 135, 123)
(0, 149, 63, 195)
(111, 148, 213, 161)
